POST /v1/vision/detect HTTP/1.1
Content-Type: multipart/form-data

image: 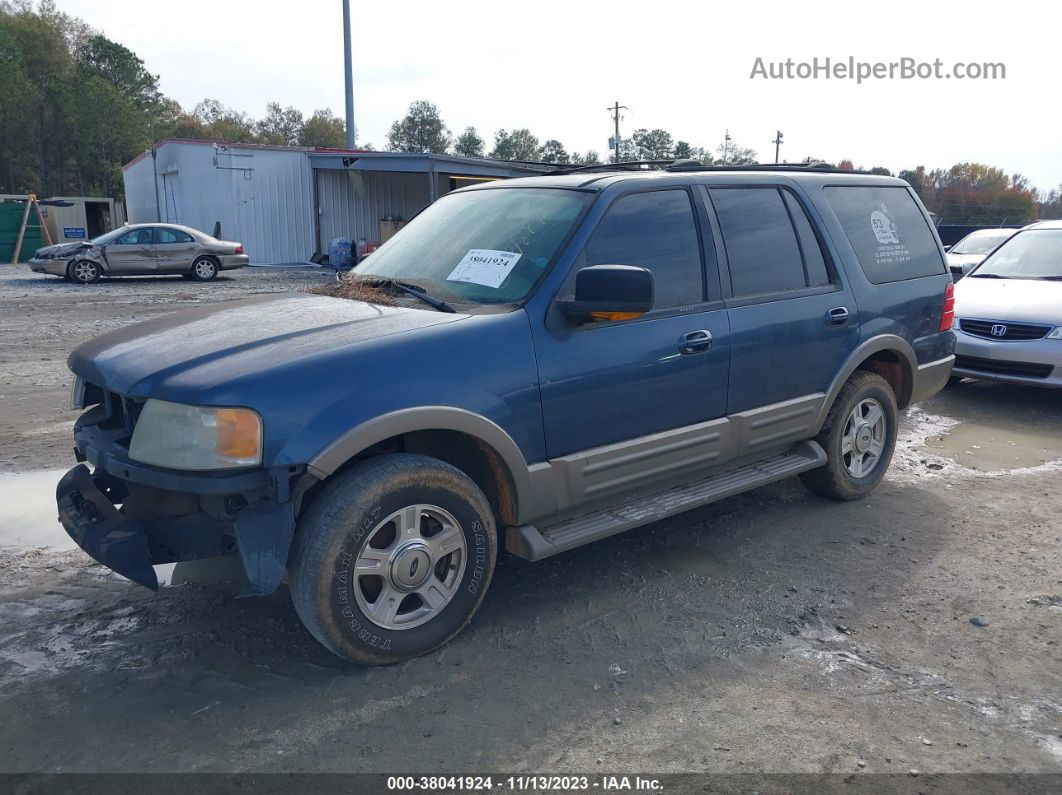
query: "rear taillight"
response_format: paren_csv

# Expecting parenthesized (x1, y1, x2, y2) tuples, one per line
(234, 244, 244, 255)
(939, 281, 955, 331)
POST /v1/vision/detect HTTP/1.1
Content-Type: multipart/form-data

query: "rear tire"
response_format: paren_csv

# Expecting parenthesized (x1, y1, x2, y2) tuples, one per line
(289, 453, 497, 665)
(800, 371, 898, 501)
(67, 259, 101, 284)
(190, 256, 219, 281)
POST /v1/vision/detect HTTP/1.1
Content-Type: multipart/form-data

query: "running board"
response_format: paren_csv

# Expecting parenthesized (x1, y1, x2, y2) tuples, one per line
(506, 441, 826, 561)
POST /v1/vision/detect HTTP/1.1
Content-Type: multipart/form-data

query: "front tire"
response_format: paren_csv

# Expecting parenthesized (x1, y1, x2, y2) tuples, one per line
(67, 259, 101, 284)
(800, 371, 898, 501)
(289, 453, 497, 665)
(190, 257, 219, 281)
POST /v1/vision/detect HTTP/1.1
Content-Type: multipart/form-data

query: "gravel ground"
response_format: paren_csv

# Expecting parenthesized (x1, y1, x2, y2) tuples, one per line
(0, 266, 1059, 782)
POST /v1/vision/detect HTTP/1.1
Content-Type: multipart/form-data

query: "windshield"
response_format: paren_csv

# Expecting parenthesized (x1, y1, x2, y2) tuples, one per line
(972, 229, 1062, 279)
(352, 188, 591, 305)
(90, 227, 129, 245)
(951, 229, 1013, 255)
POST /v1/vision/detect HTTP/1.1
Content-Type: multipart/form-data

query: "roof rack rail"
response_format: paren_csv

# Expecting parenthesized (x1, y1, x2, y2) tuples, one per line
(548, 159, 872, 177)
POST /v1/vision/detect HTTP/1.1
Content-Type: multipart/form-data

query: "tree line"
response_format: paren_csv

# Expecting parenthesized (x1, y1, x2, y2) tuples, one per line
(2, 1, 1058, 225)
(0, 0, 348, 198)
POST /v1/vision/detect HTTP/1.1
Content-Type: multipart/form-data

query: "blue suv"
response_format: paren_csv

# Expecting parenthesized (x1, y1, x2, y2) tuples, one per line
(57, 164, 955, 664)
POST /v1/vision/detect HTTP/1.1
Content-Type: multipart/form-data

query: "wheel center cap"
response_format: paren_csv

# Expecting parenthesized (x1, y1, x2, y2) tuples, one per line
(390, 542, 432, 590)
(854, 422, 874, 454)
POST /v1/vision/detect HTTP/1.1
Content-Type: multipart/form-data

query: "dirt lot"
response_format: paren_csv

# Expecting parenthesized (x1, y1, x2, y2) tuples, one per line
(0, 267, 1059, 780)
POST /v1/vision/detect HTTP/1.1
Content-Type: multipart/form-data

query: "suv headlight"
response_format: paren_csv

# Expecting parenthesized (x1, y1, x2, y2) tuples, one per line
(128, 399, 262, 470)
(1047, 327, 1062, 340)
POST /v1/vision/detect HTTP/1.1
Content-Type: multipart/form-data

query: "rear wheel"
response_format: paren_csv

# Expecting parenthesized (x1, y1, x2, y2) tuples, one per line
(800, 371, 898, 501)
(289, 453, 497, 665)
(190, 256, 219, 281)
(67, 259, 101, 284)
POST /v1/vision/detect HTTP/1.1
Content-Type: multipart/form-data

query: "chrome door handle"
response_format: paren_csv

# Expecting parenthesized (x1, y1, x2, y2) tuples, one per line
(679, 329, 713, 354)
(826, 306, 850, 325)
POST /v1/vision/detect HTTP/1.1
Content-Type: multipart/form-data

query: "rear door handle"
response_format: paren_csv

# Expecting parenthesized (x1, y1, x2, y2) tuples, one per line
(679, 329, 713, 354)
(826, 306, 850, 325)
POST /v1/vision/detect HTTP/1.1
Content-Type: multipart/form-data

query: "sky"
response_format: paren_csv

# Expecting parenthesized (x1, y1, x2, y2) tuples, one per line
(58, 0, 1062, 193)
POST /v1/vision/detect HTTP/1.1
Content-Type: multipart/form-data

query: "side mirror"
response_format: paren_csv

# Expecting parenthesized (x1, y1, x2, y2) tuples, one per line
(560, 264, 654, 324)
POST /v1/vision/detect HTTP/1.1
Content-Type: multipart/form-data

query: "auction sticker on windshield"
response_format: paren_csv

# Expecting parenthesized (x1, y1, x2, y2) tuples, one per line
(447, 249, 522, 288)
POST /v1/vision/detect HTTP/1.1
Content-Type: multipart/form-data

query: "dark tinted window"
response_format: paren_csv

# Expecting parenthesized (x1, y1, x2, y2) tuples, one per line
(710, 188, 806, 296)
(824, 186, 946, 283)
(116, 228, 153, 245)
(583, 190, 703, 309)
(157, 228, 193, 244)
(781, 190, 831, 287)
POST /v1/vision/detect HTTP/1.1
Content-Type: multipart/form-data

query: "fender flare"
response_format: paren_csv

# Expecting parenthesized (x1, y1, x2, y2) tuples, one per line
(306, 406, 532, 516)
(814, 335, 917, 432)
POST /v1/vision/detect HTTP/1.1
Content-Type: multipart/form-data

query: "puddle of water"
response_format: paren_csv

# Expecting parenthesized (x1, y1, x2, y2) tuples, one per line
(926, 419, 1062, 470)
(0, 469, 77, 551)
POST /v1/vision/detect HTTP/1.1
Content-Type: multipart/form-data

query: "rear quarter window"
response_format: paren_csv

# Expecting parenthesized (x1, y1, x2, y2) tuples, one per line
(824, 186, 946, 283)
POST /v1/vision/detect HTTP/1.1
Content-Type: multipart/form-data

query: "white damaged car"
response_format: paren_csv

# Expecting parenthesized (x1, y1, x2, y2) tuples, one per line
(952, 220, 1062, 387)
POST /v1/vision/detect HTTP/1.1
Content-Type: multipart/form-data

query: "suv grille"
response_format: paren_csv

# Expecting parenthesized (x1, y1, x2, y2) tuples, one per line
(959, 319, 1052, 341)
(955, 355, 1054, 379)
(93, 388, 144, 437)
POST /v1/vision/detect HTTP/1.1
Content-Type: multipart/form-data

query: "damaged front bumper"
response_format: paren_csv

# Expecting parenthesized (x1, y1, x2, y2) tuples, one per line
(57, 406, 311, 596)
(56, 464, 160, 590)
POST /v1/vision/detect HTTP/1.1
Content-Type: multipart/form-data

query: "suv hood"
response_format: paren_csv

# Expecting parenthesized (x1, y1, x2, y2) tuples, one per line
(69, 292, 466, 396)
(954, 276, 1062, 325)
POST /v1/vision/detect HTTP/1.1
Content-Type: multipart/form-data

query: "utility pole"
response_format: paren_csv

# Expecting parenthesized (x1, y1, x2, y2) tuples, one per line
(607, 101, 628, 164)
(722, 129, 731, 165)
(342, 0, 356, 149)
(772, 130, 784, 164)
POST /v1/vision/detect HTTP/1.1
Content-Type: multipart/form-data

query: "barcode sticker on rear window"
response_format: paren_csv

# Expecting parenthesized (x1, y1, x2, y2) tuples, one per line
(447, 249, 522, 288)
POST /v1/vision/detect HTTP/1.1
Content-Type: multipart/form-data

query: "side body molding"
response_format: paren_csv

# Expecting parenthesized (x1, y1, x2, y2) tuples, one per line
(814, 334, 917, 433)
(307, 406, 534, 520)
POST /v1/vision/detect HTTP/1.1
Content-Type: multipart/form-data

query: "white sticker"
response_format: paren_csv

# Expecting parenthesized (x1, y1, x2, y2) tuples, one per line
(446, 249, 522, 289)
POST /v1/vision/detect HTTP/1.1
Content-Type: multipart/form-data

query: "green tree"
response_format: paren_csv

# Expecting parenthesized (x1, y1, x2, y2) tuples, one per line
(539, 138, 570, 164)
(387, 100, 450, 153)
(631, 128, 674, 161)
(717, 138, 757, 165)
(76, 34, 159, 109)
(297, 109, 346, 148)
(452, 126, 484, 158)
(490, 128, 540, 161)
(256, 101, 303, 145)
(193, 98, 256, 142)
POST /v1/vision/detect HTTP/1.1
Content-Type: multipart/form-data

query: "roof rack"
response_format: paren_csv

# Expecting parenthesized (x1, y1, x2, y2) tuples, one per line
(548, 159, 867, 176)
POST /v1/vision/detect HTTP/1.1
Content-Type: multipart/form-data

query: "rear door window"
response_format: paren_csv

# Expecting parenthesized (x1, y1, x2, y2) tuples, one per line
(709, 188, 807, 297)
(157, 228, 194, 244)
(582, 189, 704, 309)
(824, 186, 946, 283)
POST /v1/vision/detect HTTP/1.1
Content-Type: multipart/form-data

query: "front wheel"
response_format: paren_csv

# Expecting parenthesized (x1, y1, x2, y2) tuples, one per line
(67, 259, 101, 284)
(190, 257, 219, 281)
(289, 453, 497, 665)
(800, 371, 898, 501)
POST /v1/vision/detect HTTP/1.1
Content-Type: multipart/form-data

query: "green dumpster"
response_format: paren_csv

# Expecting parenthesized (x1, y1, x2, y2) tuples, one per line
(0, 200, 45, 263)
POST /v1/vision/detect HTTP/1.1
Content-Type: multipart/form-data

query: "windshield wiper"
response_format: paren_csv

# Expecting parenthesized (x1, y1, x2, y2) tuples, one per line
(1036, 275, 1062, 281)
(354, 276, 457, 313)
(969, 273, 1004, 278)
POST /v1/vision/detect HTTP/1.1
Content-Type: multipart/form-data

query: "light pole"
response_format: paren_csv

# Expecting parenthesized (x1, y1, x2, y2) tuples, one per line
(722, 130, 731, 164)
(342, 0, 356, 148)
(772, 130, 784, 164)
(607, 101, 628, 164)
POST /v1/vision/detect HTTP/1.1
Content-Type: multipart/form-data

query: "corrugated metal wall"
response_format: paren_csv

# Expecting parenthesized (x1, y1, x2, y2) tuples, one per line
(316, 169, 430, 248)
(124, 142, 316, 265)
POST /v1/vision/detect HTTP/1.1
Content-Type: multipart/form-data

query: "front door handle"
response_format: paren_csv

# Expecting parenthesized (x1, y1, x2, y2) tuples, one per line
(679, 329, 713, 354)
(826, 306, 850, 325)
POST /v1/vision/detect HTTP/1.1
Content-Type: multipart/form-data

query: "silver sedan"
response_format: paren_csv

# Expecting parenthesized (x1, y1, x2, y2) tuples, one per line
(952, 220, 1062, 388)
(27, 223, 249, 283)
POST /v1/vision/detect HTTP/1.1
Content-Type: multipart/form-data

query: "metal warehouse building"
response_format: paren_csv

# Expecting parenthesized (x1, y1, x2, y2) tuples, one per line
(122, 140, 549, 265)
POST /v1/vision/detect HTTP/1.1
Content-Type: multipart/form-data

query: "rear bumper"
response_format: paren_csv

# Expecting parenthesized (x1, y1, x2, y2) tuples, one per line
(909, 355, 955, 404)
(219, 254, 250, 270)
